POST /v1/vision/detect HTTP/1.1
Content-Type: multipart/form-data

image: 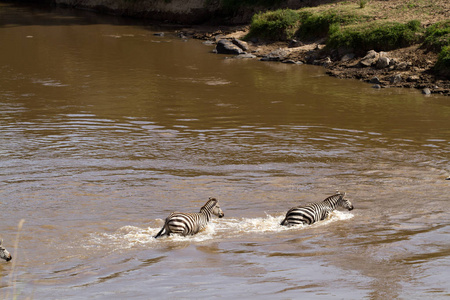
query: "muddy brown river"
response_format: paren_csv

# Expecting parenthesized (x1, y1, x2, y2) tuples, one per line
(1, 3, 449, 299)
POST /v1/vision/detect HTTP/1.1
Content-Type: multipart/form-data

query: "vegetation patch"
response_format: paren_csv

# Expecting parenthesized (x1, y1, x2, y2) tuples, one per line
(295, 10, 366, 40)
(246, 9, 300, 41)
(423, 20, 450, 51)
(435, 46, 450, 77)
(327, 20, 423, 53)
(242, 0, 449, 80)
(246, 1, 449, 52)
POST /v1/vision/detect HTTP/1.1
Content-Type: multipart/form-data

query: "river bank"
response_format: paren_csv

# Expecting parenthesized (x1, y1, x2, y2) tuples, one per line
(177, 0, 450, 96)
(36, 0, 450, 95)
(183, 26, 449, 96)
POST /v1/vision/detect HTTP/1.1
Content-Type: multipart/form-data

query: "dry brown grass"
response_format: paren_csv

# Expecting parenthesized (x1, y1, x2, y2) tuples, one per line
(305, 0, 450, 26)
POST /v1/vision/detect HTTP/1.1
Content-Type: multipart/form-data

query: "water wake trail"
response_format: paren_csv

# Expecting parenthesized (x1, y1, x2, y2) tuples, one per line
(87, 211, 354, 249)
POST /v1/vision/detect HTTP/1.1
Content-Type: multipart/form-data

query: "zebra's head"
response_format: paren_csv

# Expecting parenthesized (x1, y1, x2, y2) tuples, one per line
(0, 240, 12, 262)
(340, 194, 354, 211)
(332, 191, 354, 211)
(205, 197, 224, 218)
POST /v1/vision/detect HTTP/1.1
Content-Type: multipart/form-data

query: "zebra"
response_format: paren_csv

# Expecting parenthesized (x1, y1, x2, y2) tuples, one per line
(0, 239, 12, 262)
(154, 197, 224, 238)
(280, 191, 353, 226)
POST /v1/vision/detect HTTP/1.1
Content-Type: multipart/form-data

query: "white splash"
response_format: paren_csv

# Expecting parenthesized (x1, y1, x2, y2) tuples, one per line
(88, 211, 354, 249)
(213, 214, 295, 234)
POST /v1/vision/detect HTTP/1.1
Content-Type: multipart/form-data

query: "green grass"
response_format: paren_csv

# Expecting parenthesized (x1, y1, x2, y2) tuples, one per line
(358, 0, 368, 9)
(327, 20, 422, 53)
(246, 9, 300, 41)
(296, 10, 369, 40)
(435, 46, 450, 76)
(244, 1, 448, 75)
(246, 6, 423, 51)
(423, 20, 450, 51)
(422, 20, 450, 76)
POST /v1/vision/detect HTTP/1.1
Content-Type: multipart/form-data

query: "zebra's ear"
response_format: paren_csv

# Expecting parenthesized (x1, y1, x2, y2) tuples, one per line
(0, 239, 3, 246)
(336, 190, 346, 197)
(208, 197, 218, 204)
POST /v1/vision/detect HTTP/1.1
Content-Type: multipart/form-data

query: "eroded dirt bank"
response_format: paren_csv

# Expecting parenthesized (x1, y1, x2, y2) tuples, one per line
(53, 0, 337, 24)
(53, 0, 222, 24)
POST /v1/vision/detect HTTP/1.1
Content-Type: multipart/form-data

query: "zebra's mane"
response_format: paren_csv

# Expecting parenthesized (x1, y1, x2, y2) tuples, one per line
(322, 191, 345, 208)
(200, 197, 218, 212)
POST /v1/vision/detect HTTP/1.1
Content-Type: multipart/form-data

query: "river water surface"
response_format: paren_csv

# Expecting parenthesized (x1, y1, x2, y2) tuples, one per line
(1, 3, 449, 299)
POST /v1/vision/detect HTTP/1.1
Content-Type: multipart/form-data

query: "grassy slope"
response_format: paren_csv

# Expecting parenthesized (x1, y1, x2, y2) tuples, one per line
(245, 0, 450, 75)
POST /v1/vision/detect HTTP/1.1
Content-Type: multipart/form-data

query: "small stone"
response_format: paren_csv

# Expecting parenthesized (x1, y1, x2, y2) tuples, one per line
(359, 50, 379, 67)
(232, 38, 249, 51)
(313, 57, 331, 67)
(372, 84, 381, 89)
(320, 57, 331, 66)
(422, 88, 431, 95)
(407, 75, 420, 82)
(288, 39, 302, 48)
(316, 44, 326, 50)
(376, 57, 390, 69)
(369, 76, 381, 84)
(390, 74, 402, 84)
(262, 48, 289, 61)
(235, 53, 256, 59)
(396, 62, 408, 70)
(215, 39, 244, 55)
(153, 32, 165, 37)
(341, 53, 355, 62)
(177, 32, 188, 39)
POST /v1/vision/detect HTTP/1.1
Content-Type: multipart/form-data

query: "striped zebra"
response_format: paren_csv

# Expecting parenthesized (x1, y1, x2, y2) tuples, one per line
(154, 197, 224, 238)
(280, 191, 353, 226)
(0, 239, 12, 262)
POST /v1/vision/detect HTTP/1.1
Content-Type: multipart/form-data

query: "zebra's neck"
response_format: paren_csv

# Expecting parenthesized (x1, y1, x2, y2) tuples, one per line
(322, 194, 342, 209)
(199, 199, 217, 222)
(200, 207, 213, 222)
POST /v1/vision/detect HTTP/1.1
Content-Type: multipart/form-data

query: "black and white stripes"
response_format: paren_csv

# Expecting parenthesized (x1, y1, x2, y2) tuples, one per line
(154, 191, 354, 238)
(280, 191, 354, 226)
(154, 197, 224, 238)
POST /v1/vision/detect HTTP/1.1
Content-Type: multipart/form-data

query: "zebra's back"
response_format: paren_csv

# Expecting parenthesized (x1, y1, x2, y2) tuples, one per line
(281, 203, 330, 226)
(166, 212, 207, 236)
(280, 191, 353, 226)
(154, 197, 223, 238)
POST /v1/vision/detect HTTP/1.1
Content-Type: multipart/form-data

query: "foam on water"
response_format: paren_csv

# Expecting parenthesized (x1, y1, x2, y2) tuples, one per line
(87, 211, 354, 249)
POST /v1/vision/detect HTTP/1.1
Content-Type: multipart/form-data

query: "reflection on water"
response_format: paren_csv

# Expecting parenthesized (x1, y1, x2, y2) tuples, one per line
(1, 3, 450, 299)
